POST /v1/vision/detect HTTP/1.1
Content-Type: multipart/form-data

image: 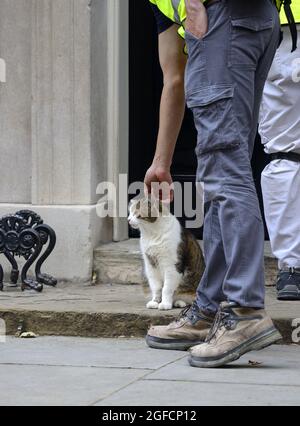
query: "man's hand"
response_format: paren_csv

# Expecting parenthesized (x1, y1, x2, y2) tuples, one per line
(144, 162, 174, 202)
(185, 0, 208, 39)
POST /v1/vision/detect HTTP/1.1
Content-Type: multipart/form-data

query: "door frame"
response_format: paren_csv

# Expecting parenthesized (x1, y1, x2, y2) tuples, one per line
(107, 0, 129, 241)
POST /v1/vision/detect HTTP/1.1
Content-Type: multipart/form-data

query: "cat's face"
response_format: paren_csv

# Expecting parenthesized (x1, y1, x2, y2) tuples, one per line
(128, 198, 166, 230)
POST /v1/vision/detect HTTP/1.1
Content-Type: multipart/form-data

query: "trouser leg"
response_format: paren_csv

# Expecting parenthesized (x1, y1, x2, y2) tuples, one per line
(259, 26, 300, 270)
(196, 200, 226, 312)
(185, 0, 280, 310)
(262, 160, 300, 269)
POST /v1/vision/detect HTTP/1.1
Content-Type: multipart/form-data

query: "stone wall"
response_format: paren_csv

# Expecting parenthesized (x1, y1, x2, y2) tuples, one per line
(0, 0, 128, 282)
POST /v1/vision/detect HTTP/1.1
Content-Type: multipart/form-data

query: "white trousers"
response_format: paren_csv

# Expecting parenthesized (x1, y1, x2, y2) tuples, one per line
(259, 26, 300, 269)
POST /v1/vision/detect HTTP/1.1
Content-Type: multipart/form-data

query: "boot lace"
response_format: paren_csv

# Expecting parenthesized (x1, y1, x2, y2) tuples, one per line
(205, 308, 230, 343)
(175, 301, 200, 324)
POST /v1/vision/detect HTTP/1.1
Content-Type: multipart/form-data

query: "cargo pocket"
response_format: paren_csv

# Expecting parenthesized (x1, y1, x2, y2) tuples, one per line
(188, 85, 240, 156)
(230, 17, 274, 69)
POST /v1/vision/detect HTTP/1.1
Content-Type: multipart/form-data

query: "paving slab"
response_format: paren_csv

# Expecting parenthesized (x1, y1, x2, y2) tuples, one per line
(95, 379, 300, 406)
(0, 283, 299, 343)
(0, 336, 186, 370)
(0, 364, 149, 406)
(0, 337, 299, 406)
(144, 345, 300, 387)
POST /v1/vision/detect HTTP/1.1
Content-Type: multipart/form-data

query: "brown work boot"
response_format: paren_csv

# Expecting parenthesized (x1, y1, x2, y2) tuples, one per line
(146, 302, 215, 351)
(189, 302, 282, 368)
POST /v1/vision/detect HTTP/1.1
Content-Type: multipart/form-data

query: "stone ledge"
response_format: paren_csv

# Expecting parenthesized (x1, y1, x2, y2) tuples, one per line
(94, 240, 278, 286)
(0, 283, 298, 345)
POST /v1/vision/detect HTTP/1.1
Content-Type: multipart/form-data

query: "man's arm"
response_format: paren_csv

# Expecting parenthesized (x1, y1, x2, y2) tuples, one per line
(144, 24, 187, 199)
(144, 0, 208, 200)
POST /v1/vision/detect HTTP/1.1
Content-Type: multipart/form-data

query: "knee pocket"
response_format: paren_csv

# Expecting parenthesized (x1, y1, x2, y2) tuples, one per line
(187, 85, 240, 155)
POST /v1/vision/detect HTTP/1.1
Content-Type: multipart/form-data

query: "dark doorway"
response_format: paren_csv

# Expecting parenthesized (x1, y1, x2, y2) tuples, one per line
(129, 0, 270, 239)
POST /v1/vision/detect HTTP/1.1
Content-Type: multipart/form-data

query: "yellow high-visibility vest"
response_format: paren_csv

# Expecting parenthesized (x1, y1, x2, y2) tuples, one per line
(150, 0, 299, 45)
(280, 0, 300, 24)
(149, 0, 187, 39)
(277, 1, 300, 51)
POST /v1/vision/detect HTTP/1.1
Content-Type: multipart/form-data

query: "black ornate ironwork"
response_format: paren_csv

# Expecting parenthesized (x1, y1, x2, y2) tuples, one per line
(0, 210, 57, 292)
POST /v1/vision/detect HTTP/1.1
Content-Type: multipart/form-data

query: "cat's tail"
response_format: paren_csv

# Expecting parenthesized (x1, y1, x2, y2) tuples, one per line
(180, 231, 205, 292)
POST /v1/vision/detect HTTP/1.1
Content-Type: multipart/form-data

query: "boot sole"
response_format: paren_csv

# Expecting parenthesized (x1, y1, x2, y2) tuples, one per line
(278, 294, 300, 301)
(277, 285, 300, 301)
(188, 326, 282, 368)
(146, 335, 204, 351)
(277, 292, 300, 301)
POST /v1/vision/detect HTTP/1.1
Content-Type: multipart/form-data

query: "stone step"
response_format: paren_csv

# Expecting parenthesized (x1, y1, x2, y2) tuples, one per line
(0, 283, 298, 345)
(93, 239, 278, 287)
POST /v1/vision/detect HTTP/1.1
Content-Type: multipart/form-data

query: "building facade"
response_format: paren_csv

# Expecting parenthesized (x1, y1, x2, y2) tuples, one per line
(0, 0, 270, 283)
(0, 0, 129, 283)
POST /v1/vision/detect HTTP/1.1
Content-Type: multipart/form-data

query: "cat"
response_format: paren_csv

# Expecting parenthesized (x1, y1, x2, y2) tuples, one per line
(128, 197, 204, 310)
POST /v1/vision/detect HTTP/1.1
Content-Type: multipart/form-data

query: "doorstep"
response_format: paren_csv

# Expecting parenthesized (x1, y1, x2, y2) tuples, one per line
(0, 283, 299, 345)
(93, 240, 278, 286)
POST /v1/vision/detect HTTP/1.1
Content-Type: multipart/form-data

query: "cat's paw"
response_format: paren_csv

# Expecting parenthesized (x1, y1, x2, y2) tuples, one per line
(147, 301, 159, 309)
(174, 300, 187, 308)
(158, 302, 173, 311)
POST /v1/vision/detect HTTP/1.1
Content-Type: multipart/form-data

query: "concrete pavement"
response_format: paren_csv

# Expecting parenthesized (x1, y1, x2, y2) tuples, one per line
(0, 337, 299, 406)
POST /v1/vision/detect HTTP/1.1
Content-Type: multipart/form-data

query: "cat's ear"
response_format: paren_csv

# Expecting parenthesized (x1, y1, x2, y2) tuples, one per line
(147, 194, 158, 207)
(128, 197, 140, 211)
(159, 199, 171, 216)
(147, 193, 155, 201)
(158, 200, 163, 214)
(129, 196, 141, 205)
(147, 197, 159, 218)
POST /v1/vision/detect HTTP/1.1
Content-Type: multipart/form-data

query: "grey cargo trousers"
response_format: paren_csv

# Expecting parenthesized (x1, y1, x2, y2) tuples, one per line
(184, 0, 280, 312)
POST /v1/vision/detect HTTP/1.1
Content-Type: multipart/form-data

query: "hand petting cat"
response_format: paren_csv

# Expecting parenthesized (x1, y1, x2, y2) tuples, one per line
(144, 160, 174, 202)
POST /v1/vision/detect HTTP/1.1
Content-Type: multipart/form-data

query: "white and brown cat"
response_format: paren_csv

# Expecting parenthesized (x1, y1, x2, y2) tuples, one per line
(128, 197, 204, 310)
